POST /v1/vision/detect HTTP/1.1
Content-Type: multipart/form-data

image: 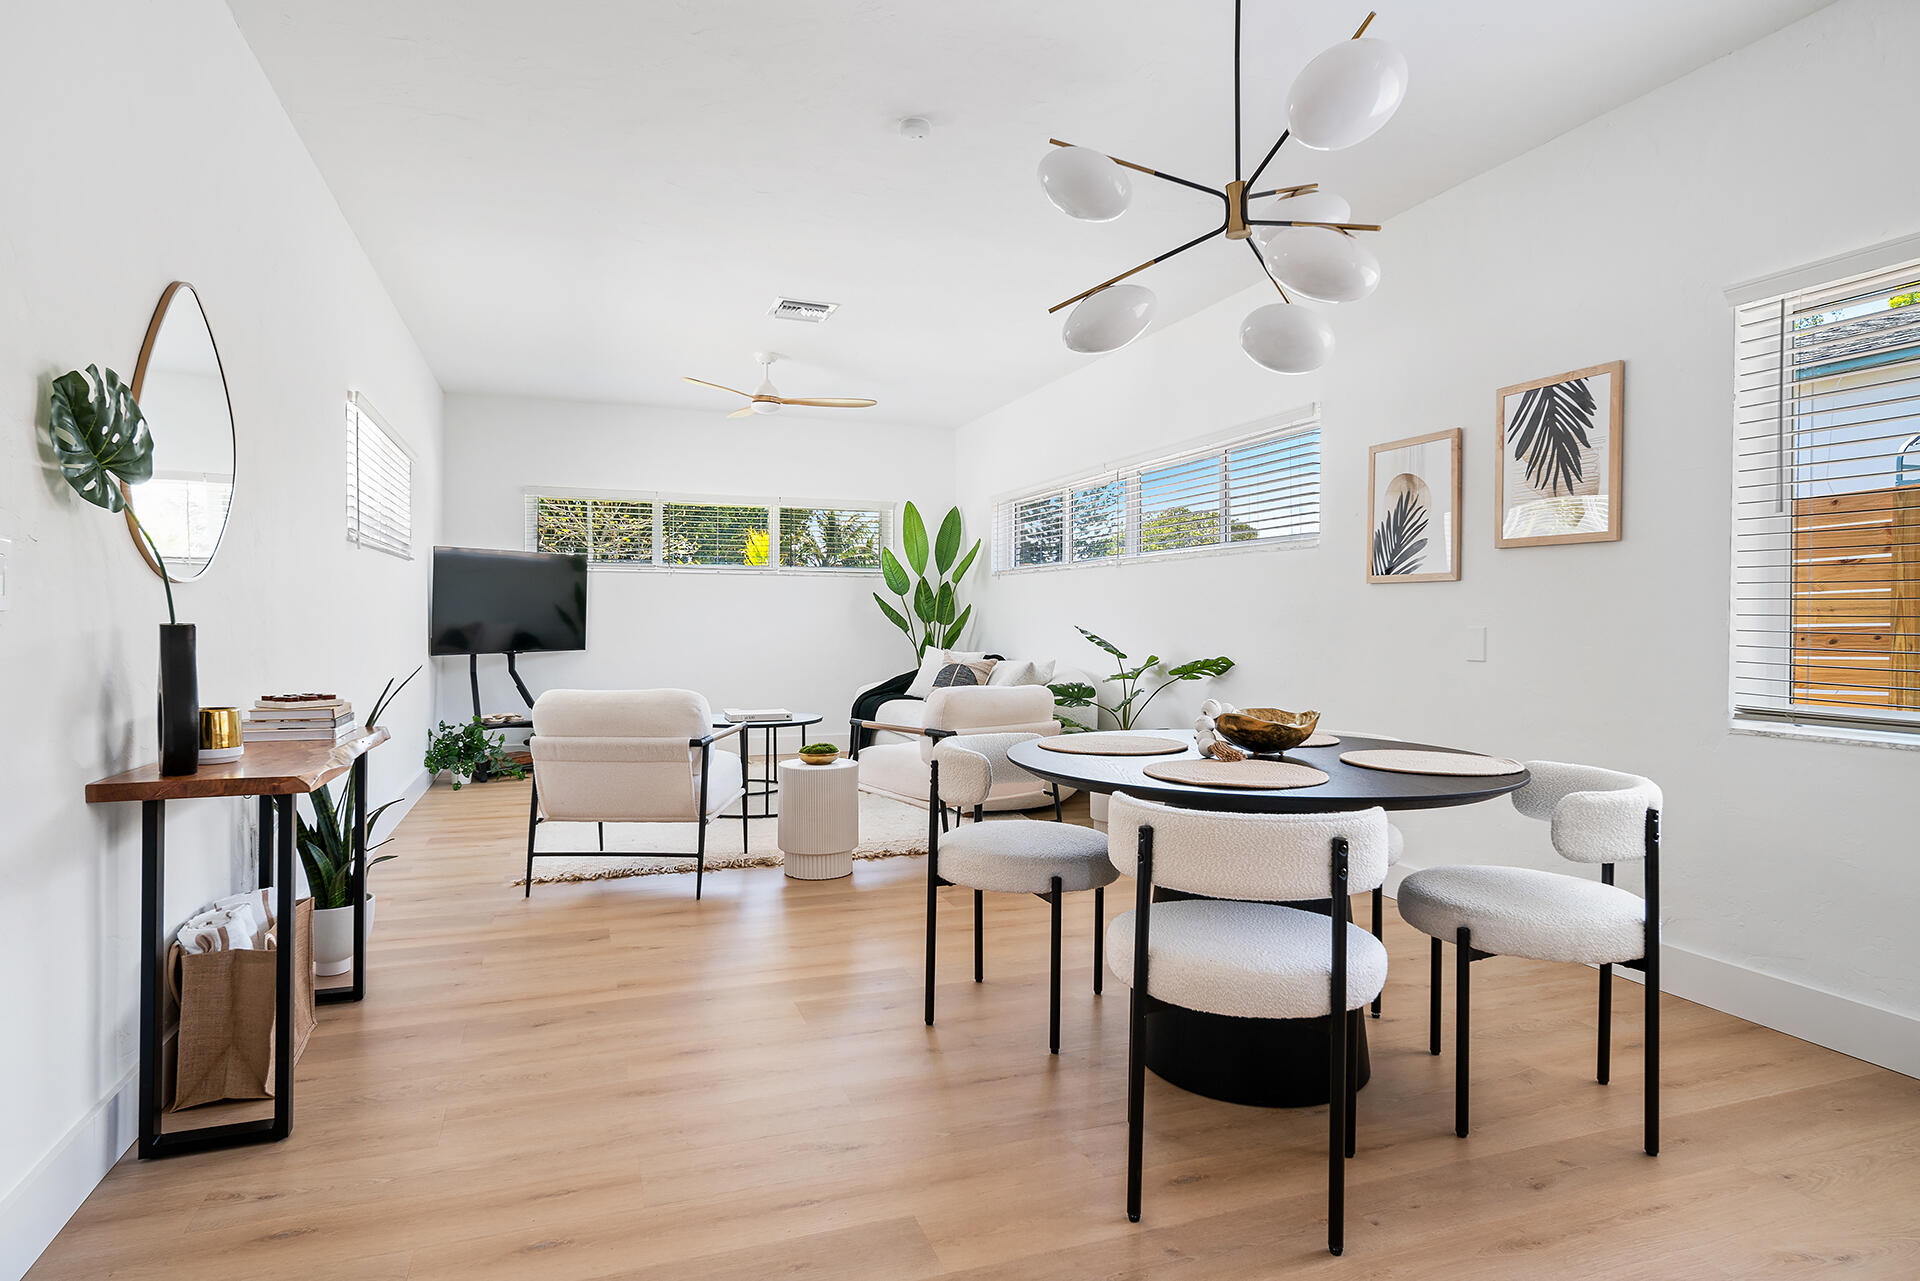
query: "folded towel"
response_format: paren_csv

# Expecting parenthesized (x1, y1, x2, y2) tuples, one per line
(177, 890, 279, 954)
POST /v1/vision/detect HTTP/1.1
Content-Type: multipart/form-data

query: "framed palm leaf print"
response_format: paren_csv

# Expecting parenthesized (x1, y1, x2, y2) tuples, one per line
(1496, 360, 1624, 547)
(1368, 428, 1461, 583)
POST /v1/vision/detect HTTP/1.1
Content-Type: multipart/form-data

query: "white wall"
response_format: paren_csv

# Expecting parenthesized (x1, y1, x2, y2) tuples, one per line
(955, 0, 1920, 1073)
(0, 2, 444, 1273)
(438, 394, 957, 745)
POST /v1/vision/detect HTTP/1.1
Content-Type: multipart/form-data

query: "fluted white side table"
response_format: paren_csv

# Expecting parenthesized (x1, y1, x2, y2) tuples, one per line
(776, 758, 859, 880)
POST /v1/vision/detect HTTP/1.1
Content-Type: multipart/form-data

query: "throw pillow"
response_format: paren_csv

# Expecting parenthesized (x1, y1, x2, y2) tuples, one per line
(906, 649, 989, 698)
(987, 658, 1057, 688)
(931, 657, 998, 689)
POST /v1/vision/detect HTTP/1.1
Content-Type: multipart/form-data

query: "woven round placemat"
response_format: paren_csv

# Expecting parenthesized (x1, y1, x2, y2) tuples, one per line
(1338, 749, 1524, 777)
(1037, 733, 1187, 756)
(1299, 732, 1341, 748)
(1143, 759, 1330, 790)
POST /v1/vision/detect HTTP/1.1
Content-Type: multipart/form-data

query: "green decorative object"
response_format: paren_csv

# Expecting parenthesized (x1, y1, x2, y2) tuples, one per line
(1050, 626, 1235, 731)
(296, 669, 421, 908)
(47, 365, 174, 623)
(798, 742, 840, 764)
(873, 501, 980, 663)
(423, 718, 525, 789)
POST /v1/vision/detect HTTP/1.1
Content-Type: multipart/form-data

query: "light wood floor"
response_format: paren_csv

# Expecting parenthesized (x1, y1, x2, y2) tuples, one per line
(32, 779, 1920, 1279)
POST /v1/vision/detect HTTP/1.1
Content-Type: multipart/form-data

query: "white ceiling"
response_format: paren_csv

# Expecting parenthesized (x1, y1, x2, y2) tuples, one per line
(226, 0, 1833, 429)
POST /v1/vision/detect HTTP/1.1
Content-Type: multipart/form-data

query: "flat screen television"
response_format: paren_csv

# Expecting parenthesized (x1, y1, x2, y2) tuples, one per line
(429, 547, 587, 656)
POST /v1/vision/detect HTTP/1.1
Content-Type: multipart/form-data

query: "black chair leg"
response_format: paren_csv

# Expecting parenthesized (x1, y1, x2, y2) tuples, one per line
(1051, 783, 1063, 823)
(695, 816, 707, 901)
(1093, 885, 1105, 995)
(1455, 926, 1470, 1138)
(1126, 985, 1146, 1222)
(1370, 887, 1384, 1017)
(1646, 953, 1660, 1157)
(1429, 937, 1441, 1055)
(1329, 987, 1347, 1255)
(939, 803, 948, 834)
(1048, 876, 1063, 1054)
(973, 804, 983, 824)
(524, 775, 539, 898)
(1598, 962, 1613, 1085)
(597, 821, 604, 852)
(1345, 1008, 1359, 1159)
(925, 871, 938, 1027)
(973, 890, 984, 983)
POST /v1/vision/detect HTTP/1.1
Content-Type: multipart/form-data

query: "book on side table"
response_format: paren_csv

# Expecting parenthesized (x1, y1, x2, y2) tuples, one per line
(246, 693, 359, 742)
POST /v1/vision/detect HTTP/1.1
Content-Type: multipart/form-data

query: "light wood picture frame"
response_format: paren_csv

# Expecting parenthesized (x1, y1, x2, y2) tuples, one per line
(1495, 360, 1624, 547)
(1367, 427, 1461, 583)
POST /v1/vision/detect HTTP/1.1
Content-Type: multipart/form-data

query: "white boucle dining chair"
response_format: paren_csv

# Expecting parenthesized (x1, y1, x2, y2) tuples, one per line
(1104, 792, 1390, 1256)
(1395, 761, 1663, 1155)
(525, 689, 747, 900)
(924, 733, 1116, 1054)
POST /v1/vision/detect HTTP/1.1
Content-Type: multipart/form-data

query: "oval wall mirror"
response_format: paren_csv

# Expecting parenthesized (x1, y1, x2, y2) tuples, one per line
(127, 282, 236, 582)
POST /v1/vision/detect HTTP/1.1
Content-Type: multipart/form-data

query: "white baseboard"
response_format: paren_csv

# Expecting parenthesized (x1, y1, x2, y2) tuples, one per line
(379, 768, 432, 840)
(1382, 866, 1919, 1080)
(0, 1070, 135, 1281)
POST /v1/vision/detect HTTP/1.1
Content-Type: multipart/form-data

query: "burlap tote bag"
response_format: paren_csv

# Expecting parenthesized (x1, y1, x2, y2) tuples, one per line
(166, 898, 317, 1111)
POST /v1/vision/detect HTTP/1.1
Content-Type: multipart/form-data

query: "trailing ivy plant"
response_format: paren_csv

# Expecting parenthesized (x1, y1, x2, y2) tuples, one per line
(1049, 626, 1235, 731)
(46, 366, 175, 622)
(423, 718, 525, 789)
(873, 502, 980, 663)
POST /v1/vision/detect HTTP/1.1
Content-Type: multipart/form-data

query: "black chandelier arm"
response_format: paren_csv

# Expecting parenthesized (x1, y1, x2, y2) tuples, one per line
(1046, 139, 1223, 205)
(1047, 217, 1230, 314)
(1244, 237, 1291, 303)
(1245, 129, 1290, 194)
(1247, 182, 1319, 201)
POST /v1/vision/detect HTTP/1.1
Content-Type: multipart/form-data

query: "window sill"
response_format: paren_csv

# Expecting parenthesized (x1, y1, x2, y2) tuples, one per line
(1729, 718, 1920, 753)
(995, 535, 1319, 577)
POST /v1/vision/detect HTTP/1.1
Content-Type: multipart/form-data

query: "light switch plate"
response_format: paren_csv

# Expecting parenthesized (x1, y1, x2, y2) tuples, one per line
(1464, 625, 1486, 662)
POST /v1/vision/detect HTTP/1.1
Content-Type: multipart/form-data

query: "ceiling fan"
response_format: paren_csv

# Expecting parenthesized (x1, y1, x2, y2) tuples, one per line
(682, 353, 877, 418)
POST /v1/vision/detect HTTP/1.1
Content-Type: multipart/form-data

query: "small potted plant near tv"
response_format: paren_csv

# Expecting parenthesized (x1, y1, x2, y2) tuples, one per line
(298, 668, 417, 976)
(798, 742, 839, 765)
(424, 717, 526, 788)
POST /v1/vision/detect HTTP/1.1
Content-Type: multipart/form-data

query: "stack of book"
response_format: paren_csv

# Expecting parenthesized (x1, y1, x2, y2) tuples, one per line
(244, 693, 357, 743)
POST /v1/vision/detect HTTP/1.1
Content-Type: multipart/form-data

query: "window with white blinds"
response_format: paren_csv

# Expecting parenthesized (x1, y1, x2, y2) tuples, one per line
(993, 418, 1320, 573)
(344, 393, 412, 559)
(524, 491, 886, 573)
(1732, 256, 1920, 737)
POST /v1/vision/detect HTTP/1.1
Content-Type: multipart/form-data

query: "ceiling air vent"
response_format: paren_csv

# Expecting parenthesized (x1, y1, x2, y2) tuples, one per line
(768, 297, 839, 323)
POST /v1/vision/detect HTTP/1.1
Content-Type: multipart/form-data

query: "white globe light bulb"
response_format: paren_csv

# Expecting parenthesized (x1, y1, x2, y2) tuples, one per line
(1062, 284, 1156, 353)
(1263, 226, 1380, 303)
(1037, 145, 1133, 221)
(1286, 37, 1409, 151)
(1240, 303, 1334, 373)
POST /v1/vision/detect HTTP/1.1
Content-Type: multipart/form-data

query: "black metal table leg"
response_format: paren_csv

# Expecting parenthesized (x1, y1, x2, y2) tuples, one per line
(258, 795, 275, 889)
(272, 796, 295, 1139)
(138, 800, 165, 1159)
(319, 755, 370, 1005)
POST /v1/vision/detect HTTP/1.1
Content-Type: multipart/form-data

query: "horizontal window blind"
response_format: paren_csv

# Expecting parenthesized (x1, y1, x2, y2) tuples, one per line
(993, 421, 1321, 572)
(1732, 258, 1920, 735)
(524, 491, 886, 572)
(345, 394, 412, 559)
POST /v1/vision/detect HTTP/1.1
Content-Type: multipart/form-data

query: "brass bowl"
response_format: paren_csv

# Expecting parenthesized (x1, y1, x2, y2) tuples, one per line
(1213, 707, 1320, 755)
(799, 750, 840, 766)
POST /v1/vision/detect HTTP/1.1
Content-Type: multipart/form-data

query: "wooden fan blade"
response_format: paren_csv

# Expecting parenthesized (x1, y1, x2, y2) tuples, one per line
(774, 397, 877, 408)
(683, 376, 752, 398)
(726, 404, 757, 419)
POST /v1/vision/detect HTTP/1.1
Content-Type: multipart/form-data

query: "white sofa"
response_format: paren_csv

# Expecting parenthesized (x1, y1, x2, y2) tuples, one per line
(854, 678, 1088, 812)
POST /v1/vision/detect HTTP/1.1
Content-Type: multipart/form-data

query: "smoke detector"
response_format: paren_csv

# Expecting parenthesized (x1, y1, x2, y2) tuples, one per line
(767, 297, 839, 324)
(899, 116, 932, 140)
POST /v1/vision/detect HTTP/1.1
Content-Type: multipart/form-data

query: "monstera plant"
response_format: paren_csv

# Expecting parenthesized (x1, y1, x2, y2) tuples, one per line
(873, 502, 981, 663)
(1050, 626, 1235, 731)
(47, 365, 173, 620)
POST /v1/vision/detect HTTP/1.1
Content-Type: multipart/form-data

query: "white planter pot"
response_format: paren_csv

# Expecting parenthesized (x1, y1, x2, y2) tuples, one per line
(312, 893, 375, 977)
(450, 769, 473, 788)
(1088, 792, 1111, 824)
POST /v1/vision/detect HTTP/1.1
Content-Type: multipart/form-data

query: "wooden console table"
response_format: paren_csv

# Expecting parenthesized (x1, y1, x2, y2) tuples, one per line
(85, 727, 389, 1158)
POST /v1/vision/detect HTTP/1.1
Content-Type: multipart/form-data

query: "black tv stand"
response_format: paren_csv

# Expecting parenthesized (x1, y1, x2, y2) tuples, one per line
(468, 652, 535, 727)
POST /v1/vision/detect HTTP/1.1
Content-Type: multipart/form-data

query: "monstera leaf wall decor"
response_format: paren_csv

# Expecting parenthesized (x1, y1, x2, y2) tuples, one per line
(47, 365, 175, 622)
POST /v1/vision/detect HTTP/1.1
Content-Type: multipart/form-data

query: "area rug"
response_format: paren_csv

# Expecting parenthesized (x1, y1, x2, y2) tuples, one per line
(516, 791, 930, 886)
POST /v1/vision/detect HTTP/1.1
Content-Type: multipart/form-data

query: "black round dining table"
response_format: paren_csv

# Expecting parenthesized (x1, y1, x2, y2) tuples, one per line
(1007, 729, 1530, 1108)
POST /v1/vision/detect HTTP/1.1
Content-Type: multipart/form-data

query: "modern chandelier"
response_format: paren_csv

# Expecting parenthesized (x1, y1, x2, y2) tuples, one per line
(1036, 4, 1408, 373)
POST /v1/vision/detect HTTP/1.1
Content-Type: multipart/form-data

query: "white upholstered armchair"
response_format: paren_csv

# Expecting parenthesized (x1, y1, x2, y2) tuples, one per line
(525, 689, 747, 899)
(853, 684, 1072, 814)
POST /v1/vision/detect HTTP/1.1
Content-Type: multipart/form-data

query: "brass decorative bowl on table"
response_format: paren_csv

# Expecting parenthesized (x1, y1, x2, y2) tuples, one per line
(798, 744, 840, 766)
(1213, 707, 1320, 755)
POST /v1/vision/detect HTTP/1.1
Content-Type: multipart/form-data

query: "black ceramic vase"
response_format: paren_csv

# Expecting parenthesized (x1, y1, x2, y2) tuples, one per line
(158, 623, 199, 776)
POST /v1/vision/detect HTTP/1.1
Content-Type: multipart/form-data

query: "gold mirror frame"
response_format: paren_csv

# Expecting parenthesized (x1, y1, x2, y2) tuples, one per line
(125, 281, 238, 582)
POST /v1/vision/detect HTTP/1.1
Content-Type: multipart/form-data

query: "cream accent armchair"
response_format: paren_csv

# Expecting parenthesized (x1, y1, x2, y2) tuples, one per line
(852, 684, 1072, 814)
(525, 689, 746, 899)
